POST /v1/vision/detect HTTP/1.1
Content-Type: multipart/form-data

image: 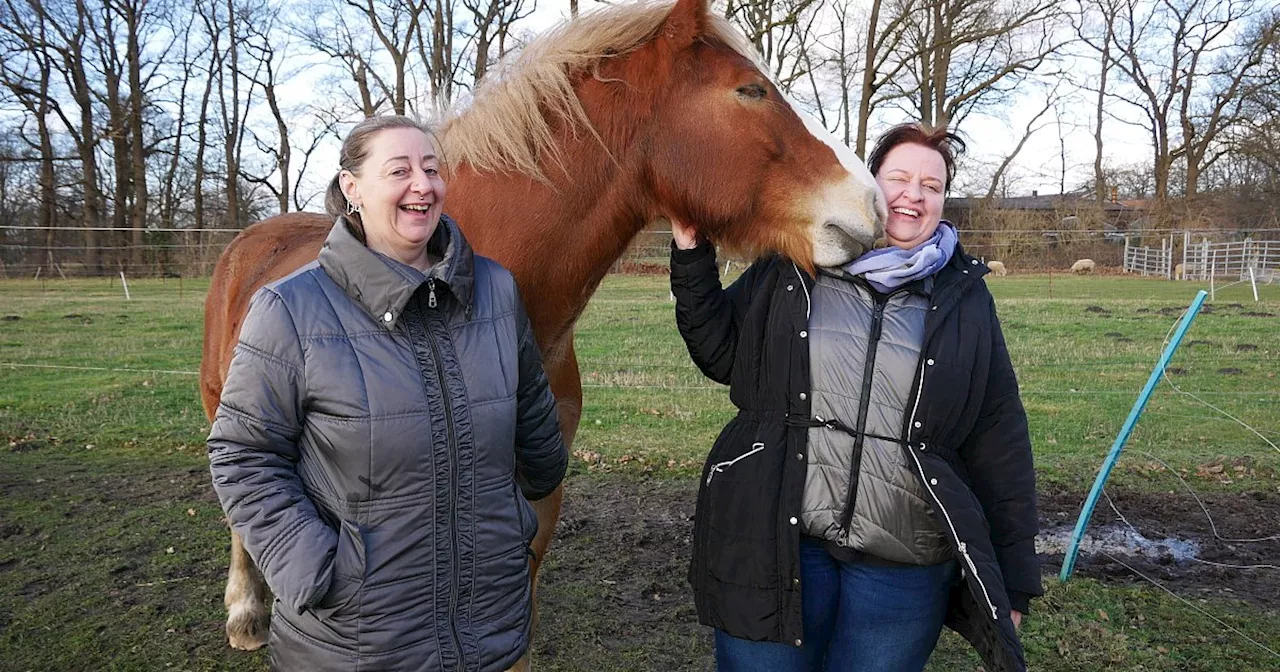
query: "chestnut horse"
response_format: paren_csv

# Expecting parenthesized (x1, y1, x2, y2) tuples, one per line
(200, 0, 884, 665)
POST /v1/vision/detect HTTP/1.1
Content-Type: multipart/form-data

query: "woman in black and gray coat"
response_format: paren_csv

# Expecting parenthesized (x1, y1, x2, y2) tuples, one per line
(669, 123, 1041, 672)
(207, 115, 568, 671)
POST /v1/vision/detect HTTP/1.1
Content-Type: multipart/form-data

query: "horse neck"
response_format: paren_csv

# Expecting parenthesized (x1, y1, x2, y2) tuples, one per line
(447, 145, 651, 361)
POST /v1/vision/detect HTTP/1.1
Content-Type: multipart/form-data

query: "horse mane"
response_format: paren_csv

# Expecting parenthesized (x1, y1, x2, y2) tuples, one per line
(440, 1, 759, 180)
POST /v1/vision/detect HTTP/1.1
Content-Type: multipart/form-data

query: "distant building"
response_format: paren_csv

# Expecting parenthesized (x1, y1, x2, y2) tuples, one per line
(945, 191, 1146, 243)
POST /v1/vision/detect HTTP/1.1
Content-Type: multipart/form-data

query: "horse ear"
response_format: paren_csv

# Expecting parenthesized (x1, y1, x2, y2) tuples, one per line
(659, 0, 708, 49)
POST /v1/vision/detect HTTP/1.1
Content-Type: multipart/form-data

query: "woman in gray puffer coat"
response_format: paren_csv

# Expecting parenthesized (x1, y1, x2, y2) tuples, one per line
(207, 115, 568, 671)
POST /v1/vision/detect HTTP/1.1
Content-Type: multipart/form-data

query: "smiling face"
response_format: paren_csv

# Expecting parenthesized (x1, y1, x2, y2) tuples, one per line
(340, 127, 447, 269)
(875, 142, 948, 250)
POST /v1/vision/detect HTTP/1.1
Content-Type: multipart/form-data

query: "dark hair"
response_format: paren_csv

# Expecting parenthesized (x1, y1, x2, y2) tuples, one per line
(867, 123, 966, 192)
(324, 115, 446, 242)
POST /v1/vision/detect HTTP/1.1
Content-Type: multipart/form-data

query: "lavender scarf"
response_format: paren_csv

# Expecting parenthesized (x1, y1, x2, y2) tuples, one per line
(843, 221, 958, 293)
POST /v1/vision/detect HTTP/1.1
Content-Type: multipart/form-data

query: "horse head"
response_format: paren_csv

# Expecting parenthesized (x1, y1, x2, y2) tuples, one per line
(625, 0, 885, 271)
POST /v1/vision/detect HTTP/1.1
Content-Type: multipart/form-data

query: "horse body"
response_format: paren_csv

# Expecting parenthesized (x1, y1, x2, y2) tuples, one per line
(201, 0, 883, 664)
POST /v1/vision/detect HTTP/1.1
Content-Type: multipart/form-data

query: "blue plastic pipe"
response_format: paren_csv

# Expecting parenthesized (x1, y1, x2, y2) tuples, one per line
(1059, 290, 1209, 582)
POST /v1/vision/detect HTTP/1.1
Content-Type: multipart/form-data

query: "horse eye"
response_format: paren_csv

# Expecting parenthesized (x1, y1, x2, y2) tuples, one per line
(736, 83, 767, 100)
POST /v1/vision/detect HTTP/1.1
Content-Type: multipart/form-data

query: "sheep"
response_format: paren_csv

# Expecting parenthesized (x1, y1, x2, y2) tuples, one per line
(1070, 258, 1096, 274)
(986, 260, 1008, 276)
(1174, 262, 1185, 280)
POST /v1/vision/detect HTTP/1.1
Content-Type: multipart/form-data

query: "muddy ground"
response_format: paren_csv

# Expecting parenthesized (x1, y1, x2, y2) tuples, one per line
(2, 460, 1278, 670)
(537, 477, 1280, 667)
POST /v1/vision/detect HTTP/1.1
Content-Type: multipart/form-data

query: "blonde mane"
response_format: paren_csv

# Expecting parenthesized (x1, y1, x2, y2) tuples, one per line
(440, 1, 759, 180)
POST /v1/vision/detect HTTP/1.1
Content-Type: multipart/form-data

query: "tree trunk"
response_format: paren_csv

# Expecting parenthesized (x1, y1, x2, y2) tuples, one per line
(265, 77, 290, 214)
(857, 0, 883, 155)
(222, 0, 240, 228)
(1094, 38, 1109, 203)
(126, 0, 148, 273)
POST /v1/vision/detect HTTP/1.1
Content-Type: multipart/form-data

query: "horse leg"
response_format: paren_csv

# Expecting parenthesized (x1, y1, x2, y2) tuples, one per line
(508, 342, 583, 672)
(225, 529, 270, 650)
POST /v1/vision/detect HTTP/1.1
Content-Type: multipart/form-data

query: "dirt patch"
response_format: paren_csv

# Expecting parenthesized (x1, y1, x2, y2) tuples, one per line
(1084, 305, 1111, 314)
(1166, 367, 1187, 376)
(1241, 311, 1277, 318)
(2, 315, 19, 322)
(1218, 367, 1244, 375)
(539, 477, 1280, 653)
(1038, 488, 1280, 609)
(1184, 340, 1215, 348)
(1236, 344, 1259, 352)
(535, 477, 706, 666)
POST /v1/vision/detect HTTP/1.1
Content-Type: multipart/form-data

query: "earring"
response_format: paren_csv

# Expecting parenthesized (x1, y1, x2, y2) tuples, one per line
(346, 200, 361, 216)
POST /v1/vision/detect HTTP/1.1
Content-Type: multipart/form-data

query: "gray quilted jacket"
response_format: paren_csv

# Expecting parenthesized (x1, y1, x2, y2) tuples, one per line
(208, 216, 567, 671)
(802, 271, 950, 565)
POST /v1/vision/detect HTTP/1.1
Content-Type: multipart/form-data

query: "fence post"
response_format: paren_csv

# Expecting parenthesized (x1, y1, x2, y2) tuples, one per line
(1210, 257, 1216, 302)
(1060, 290, 1209, 583)
(1123, 235, 1131, 274)
(1202, 238, 1210, 281)
(1182, 230, 1190, 280)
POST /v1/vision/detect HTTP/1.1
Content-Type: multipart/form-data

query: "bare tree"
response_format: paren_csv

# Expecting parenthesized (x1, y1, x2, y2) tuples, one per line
(240, 4, 295, 214)
(725, 0, 825, 89)
(349, 0, 425, 113)
(0, 0, 58, 268)
(1073, 0, 1121, 203)
(1104, 0, 1275, 199)
(41, 0, 107, 273)
(853, 0, 920, 153)
(158, 12, 205, 230)
(463, 0, 532, 85)
(123, 0, 169, 269)
(890, 0, 1066, 130)
(982, 84, 1062, 199)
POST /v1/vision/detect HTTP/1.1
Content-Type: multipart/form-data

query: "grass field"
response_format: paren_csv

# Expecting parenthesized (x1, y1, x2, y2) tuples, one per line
(2, 273, 1278, 671)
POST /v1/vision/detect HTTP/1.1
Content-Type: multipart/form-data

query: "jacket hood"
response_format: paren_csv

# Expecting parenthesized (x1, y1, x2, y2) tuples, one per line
(318, 213, 475, 330)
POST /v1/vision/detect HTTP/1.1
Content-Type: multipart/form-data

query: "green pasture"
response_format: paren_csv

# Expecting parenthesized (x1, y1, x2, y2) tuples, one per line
(1, 273, 1278, 671)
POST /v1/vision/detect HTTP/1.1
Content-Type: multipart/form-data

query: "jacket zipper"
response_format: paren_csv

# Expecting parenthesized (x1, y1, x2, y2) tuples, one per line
(705, 442, 765, 486)
(422, 290, 466, 668)
(903, 352, 999, 621)
(837, 293, 886, 532)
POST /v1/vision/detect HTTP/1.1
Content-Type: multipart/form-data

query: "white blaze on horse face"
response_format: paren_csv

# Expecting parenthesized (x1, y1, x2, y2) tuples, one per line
(782, 93, 886, 268)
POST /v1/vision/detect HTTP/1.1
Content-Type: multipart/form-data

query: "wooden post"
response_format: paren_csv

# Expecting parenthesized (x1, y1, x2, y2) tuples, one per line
(1182, 230, 1190, 280)
(1210, 258, 1216, 302)
(119, 271, 131, 301)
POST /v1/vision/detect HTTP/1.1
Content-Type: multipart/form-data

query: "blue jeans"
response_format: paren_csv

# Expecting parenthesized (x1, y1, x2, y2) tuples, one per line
(715, 538, 957, 672)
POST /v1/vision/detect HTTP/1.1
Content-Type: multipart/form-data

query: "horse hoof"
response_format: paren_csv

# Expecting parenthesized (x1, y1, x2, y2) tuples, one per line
(226, 604, 269, 651)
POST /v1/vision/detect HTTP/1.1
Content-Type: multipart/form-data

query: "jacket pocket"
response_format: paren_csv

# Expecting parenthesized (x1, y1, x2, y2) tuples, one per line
(705, 442, 765, 486)
(514, 482, 539, 545)
(699, 420, 787, 588)
(313, 519, 367, 612)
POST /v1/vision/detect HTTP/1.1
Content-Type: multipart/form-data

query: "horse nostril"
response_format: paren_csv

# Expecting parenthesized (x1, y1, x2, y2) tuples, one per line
(824, 218, 876, 253)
